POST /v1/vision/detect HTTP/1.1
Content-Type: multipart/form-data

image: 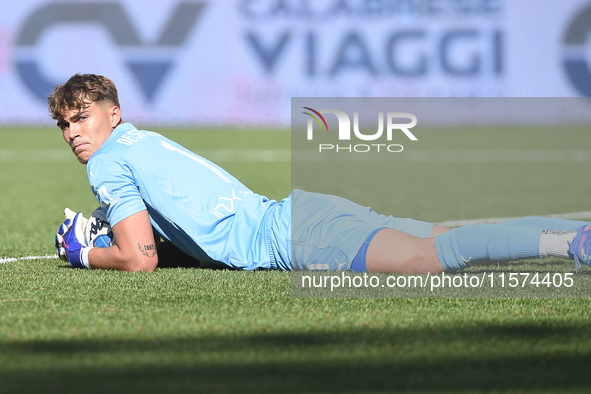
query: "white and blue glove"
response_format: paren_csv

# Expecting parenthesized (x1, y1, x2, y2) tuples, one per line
(55, 209, 93, 269)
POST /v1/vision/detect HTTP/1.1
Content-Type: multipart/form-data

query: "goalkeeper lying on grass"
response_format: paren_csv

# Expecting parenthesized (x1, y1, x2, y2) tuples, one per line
(51, 73, 591, 274)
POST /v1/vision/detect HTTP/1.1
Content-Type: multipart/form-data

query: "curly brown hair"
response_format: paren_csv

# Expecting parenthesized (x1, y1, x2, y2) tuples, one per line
(48, 74, 121, 126)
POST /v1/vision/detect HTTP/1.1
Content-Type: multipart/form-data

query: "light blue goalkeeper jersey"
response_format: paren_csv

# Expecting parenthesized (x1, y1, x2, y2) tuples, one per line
(87, 123, 290, 270)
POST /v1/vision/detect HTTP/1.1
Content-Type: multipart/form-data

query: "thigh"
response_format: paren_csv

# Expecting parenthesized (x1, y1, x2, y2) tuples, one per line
(290, 190, 446, 272)
(291, 190, 379, 270)
(366, 228, 445, 274)
(297, 190, 438, 238)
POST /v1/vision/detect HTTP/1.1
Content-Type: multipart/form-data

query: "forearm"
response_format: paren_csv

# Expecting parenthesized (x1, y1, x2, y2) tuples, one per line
(87, 243, 158, 272)
(56, 209, 160, 272)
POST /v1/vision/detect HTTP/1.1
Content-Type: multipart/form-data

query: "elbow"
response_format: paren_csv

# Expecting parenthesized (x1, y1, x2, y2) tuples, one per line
(125, 255, 158, 272)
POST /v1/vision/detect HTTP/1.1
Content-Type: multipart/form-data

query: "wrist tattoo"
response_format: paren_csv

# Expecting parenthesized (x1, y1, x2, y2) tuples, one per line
(138, 243, 157, 257)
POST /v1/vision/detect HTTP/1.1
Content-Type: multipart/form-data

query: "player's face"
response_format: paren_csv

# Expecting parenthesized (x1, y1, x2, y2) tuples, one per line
(60, 101, 121, 164)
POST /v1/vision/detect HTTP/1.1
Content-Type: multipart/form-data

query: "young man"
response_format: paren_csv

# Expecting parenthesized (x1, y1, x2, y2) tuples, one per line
(50, 73, 591, 273)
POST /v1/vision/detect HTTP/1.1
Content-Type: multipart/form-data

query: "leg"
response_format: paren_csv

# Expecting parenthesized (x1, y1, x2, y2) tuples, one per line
(361, 218, 588, 274)
(366, 228, 445, 274)
(365, 223, 578, 274)
(292, 190, 442, 271)
(435, 223, 552, 272)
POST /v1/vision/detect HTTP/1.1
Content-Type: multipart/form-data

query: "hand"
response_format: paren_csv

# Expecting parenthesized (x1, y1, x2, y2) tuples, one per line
(55, 209, 91, 268)
(55, 208, 81, 261)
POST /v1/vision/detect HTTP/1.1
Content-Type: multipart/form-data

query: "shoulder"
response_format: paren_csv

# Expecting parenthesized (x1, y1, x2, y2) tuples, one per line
(88, 149, 125, 174)
(87, 149, 134, 189)
(110, 124, 161, 146)
(87, 123, 150, 168)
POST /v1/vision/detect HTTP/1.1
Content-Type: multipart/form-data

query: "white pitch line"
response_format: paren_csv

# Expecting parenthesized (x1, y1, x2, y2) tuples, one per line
(0, 254, 55, 264)
(4, 149, 591, 163)
(402, 150, 591, 163)
(0, 150, 71, 162)
(437, 211, 591, 227)
(292, 149, 591, 162)
(199, 149, 291, 162)
(0, 149, 291, 163)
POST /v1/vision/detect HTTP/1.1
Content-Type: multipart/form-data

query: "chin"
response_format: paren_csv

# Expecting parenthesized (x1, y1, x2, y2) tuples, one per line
(76, 154, 90, 165)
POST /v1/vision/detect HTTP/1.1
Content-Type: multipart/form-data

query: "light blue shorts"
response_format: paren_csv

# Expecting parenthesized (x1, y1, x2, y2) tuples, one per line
(289, 189, 434, 271)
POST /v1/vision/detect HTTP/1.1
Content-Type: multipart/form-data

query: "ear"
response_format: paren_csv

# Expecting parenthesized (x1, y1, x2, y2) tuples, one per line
(110, 106, 121, 129)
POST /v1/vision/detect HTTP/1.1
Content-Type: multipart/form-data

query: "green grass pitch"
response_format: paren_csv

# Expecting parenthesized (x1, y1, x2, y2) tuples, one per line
(1, 126, 591, 393)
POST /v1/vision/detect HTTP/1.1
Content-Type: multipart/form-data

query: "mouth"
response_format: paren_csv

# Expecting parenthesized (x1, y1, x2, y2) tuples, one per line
(73, 143, 89, 155)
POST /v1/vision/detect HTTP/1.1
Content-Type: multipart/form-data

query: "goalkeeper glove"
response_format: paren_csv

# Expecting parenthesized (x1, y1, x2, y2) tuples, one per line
(55, 208, 84, 261)
(55, 209, 93, 269)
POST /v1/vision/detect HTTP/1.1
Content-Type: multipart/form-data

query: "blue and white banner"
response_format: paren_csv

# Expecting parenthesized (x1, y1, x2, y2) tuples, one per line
(1, 0, 591, 125)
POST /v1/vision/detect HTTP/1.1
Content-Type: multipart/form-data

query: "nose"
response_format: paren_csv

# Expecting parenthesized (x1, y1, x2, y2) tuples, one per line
(66, 122, 81, 142)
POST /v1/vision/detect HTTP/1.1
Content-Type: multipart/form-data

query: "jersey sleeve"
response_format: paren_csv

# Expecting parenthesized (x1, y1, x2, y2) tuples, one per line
(87, 153, 146, 227)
